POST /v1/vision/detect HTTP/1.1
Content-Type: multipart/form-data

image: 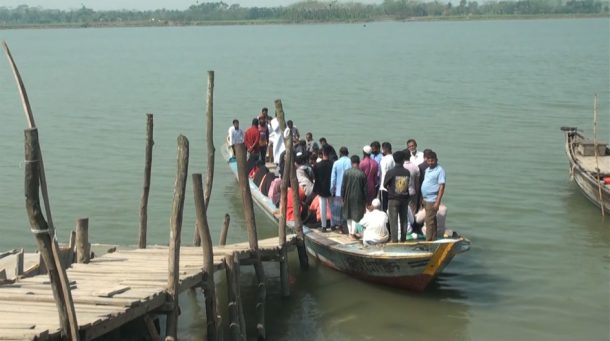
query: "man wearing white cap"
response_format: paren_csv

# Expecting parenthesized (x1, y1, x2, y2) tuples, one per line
(359, 199, 390, 245)
(359, 145, 379, 204)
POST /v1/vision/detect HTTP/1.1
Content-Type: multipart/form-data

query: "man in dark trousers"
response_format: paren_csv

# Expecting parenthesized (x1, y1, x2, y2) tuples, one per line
(341, 155, 367, 240)
(313, 145, 334, 231)
(383, 151, 411, 242)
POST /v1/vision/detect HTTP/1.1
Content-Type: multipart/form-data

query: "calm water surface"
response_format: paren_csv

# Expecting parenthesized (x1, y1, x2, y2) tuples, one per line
(0, 19, 609, 340)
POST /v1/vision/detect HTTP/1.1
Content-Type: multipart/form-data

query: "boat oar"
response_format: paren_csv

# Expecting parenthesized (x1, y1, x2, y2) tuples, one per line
(593, 94, 605, 219)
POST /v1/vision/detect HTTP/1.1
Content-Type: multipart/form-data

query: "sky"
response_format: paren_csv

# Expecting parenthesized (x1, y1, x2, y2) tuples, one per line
(2, 0, 383, 11)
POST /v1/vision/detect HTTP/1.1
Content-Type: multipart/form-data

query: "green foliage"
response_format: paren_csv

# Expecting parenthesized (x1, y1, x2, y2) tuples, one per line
(0, 0, 607, 27)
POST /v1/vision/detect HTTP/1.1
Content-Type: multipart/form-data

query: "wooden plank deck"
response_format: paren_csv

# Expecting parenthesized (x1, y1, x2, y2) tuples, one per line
(0, 235, 295, 340)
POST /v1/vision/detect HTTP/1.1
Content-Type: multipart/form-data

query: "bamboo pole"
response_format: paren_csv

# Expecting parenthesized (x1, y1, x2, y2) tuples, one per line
(234, 143, 267, 338)
(166, 135, 189, 340)
(593, 94, 605, 218)
(139, 113, 154, 248)
(192, 173, 218, 341)
(75, 218, 90, 264)
(24, 128, 80, 340)
(4, 41, 80, 340)
(225, 254, 246, 341)
(219, 213, 230, 246)
(195, 71, 216, 246)
(275, 99, 309, 270)
(274, 100, 291, 296)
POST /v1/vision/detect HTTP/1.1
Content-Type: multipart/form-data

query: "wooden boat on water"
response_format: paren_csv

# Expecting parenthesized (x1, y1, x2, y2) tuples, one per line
(561, 127, 610, 213)
(223, 144, 470, 291)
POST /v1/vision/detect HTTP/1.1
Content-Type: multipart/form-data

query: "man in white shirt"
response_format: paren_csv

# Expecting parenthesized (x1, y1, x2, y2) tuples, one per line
(378, 142, 395, 212)
(359, 199, 389, 245)
(228, 119, 244, 156)
(406, 138, 424, 166)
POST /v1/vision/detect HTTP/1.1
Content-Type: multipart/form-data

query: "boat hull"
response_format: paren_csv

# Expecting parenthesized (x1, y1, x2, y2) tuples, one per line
(304, 227, 468, 291)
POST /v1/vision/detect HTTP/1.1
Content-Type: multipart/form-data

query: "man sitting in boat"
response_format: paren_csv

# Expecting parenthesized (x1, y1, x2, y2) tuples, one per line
(358, 199, 389, 245)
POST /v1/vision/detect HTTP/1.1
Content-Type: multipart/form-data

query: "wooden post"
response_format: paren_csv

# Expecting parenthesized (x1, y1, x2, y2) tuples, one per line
(139, 113, 154, 248)
(75, 218, 90, 264)
(234, 143, 267, 338)
(273, 100, 291, 297)
(193, 173, 218, 341)
(195, 71, 216, 246)
(234, 143, 259, 249)
(24, 128, 80, 340)
(15, 249, 24, 277)
(219, 213, 230, 246)
(274, 99, 309, 270)
(143, 315, 161, 341)
(166, 135, 189, 340)
(225, 254, 246, 341)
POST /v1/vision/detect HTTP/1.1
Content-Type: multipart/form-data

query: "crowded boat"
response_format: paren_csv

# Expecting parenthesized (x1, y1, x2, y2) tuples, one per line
(227, 107, 450, 246)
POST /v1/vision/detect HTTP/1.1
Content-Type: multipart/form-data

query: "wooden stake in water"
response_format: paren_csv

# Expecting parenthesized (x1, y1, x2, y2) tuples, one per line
(166, 135, 190, 339)
(139, 113, 154, 249)
(593, 94, 605, 219)
(195, 71, 216, 246)
(192, 173, 218, 341)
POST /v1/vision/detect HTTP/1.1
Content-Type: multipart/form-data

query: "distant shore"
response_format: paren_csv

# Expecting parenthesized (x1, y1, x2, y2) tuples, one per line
(1, 13, 608, 30)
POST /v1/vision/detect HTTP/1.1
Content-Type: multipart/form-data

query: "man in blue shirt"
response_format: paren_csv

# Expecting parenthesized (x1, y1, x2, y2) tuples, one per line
(330, 147, 351, 232)
(420, 151, 445, 241)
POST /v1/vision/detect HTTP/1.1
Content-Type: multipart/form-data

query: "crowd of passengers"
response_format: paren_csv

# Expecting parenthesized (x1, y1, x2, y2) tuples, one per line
(227, 107, 447, 245)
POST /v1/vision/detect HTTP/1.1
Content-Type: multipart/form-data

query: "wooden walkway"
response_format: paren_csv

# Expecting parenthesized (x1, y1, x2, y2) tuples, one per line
(0, 236, 294, 341)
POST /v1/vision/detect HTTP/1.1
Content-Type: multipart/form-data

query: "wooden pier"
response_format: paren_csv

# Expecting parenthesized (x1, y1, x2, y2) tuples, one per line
(0, 237, 295, 340)
(1, 44, 307, 340)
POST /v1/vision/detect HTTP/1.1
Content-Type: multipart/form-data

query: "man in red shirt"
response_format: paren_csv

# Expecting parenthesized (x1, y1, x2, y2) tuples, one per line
(244, 118, 260, 161)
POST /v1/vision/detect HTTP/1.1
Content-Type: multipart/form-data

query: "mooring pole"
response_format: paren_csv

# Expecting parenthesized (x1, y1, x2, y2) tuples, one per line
(166, 135, 189, 340)
(75, 218, 90, 264)
(139, 113, 154, 248)
(275, 99, 309, 270)
(274, 99, 291, 296)
(225, 254, 246, 341)
(195, 70, 216, 246)
(24, 128, 79, 340)
(193, 173, 218, 341)
(233, 143, 267, 338)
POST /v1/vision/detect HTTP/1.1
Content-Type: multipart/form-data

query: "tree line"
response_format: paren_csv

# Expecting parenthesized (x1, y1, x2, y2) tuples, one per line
(0, 0, 608, 27)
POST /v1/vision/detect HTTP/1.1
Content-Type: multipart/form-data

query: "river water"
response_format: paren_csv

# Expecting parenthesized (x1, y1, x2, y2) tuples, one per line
(0, 19, 608, 340)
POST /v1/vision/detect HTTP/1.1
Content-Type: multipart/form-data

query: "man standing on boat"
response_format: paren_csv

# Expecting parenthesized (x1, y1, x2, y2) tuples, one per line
(257, 119, 269, 162)
(360, 145, 379, 204)
(244, 118, 260, 161)
(330, 147, 351, 232)
(383, 151, 411, 242)
(228, 119, 244, 157)
(341, 155, 367, 240)
(268, 109, 285, 165)
(313, 145, 334, 231)
(379, 142, 396, 212)
(420, 151, 445, 241)
(406, 139, 425, 166)
(403, 156, 420, 214)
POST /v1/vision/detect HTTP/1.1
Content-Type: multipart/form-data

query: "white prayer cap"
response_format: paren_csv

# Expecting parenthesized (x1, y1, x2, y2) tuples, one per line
(362, 145, 372, 154)
(371, 198, 381, 208)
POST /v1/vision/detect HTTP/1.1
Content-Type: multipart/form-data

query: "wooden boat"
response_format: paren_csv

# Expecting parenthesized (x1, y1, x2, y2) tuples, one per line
(561, 127, 610, 213)
(223, 144, 470, 291)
